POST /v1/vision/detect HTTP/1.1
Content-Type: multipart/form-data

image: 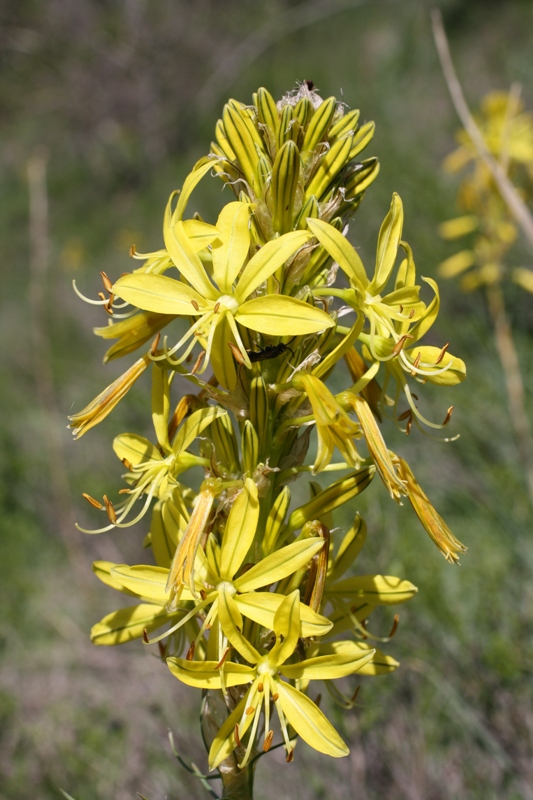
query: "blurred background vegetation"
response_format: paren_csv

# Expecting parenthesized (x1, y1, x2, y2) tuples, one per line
(1, 0, 533, 798)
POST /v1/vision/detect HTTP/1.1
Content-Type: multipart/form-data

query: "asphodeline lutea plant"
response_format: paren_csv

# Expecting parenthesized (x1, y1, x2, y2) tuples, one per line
(71, 82, 466, 800)
(439, 87, 533, 506)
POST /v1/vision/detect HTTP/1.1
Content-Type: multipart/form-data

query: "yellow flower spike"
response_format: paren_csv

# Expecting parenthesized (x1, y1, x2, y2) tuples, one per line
(339, 393, 405, 500)
(394, 455, 467, 563)
(68, 354, 151, 438)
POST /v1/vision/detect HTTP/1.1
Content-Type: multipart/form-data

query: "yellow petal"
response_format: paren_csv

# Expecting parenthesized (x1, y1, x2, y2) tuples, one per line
(166, 657, 254, 690)
(90, 603, 171, 645)
(219, 478, 259, 580)
(112, 273, 207, 316)
(276, 681, 349, 757)
(236, 295, 334, 336)
(328, 574, 418, 604)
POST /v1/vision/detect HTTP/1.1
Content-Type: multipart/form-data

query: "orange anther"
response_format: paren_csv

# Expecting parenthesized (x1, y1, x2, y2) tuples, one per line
(82, 493, 103, 510)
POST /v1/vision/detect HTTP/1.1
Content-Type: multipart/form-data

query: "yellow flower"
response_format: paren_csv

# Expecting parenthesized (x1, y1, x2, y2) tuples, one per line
(112, 200, 333, 390)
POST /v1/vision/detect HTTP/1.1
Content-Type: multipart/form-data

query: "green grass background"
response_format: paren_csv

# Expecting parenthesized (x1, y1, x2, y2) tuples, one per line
(1, 0, 532, 798)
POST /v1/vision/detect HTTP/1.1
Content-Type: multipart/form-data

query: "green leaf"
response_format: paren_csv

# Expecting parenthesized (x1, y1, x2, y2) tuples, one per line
(219, 478, 259, 580)
(113, 273, 206, 316)
(211, 202, 251, 292)
(235, 538, 325, 593)
(235, 230, 311, 300)
(307, 218, 368, 291)
(235, 294, 334, 336)
(276, 680, 349, 757)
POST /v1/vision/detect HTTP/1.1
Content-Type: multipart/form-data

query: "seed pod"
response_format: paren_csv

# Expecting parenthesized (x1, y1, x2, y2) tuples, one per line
(271, 140, 301, 234)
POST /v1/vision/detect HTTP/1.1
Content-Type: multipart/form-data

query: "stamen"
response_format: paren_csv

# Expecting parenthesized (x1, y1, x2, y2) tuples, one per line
(228, 341, 246, 365)
(408, 308, 415, 319)
(442, 406, 454, 426)
(158, 641, 167, 658)
(263, 730, 274, 752)
(122, 458, 133, 470)
(186, 641, 196, 661)
(143, 628, 150, 643)
(215, 648, 230, 669)
(100, 271, 113, 293)
(392, 334, 414, 356)
(406, 416, 412, 436)
(200, 590, 207, 601)
(103, 494, 117, 523)
(118, 488, 131, 495)
(271, 693, 279, 702)
(399, 304, 403, 313)
(246, 706, 255, 716)
(351, 685, 361, 703)
(104, 303, 114, 316)
(129, 245, 136, 257)
(234, 724, 241, 747)
(286, 749, 294, 763)
(82, 493, 103, 510)
(191, 299, 199, 311)
(257, 682, 264, 693)
(98, 292, 106, 303)
(151, 333, 161, 355)
(436, 343, 450, 364)
(190, 350, 206, 375)
(213, 302, 221, 314)
(397, 408, 412, 422)
(389, 613, 400, 638)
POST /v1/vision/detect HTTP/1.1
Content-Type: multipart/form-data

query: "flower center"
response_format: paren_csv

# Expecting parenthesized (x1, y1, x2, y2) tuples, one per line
(257, 660, 277, 678)
(217, 294, 239, 312)
(216, 580, 236, 595)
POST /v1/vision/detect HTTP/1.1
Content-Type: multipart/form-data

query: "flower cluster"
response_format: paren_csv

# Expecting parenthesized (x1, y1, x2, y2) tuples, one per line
(439, 89, 533, 291)
(72, 84, 466, 789)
